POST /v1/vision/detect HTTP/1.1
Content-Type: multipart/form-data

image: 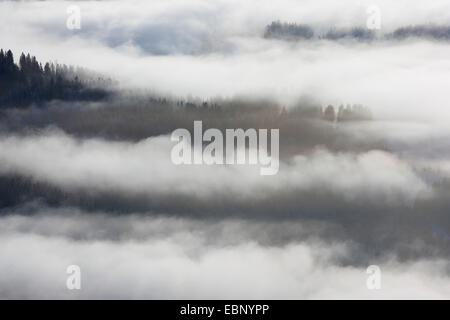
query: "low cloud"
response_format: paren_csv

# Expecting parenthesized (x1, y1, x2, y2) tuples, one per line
(1, 1, 450, 119)
(0, 131, 428, 203)
(0, 209, 449, 299)
(1, 0, 449, 299)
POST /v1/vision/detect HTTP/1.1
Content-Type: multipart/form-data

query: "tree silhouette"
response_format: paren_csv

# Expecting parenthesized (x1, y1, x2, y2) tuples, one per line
(323, 105, 335, 122)
(0, 49, 112, 108)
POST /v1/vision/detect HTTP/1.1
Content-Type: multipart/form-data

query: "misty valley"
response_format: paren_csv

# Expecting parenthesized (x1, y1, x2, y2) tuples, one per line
(0, 0, 449, 301)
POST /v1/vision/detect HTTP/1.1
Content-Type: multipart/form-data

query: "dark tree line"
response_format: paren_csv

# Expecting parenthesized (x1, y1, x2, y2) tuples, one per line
(0, 49, 372, 124)
(264, 21, 314, 40)
(323, 104, 372, 122)
(388, 25, 450, 40)
(0, 49, 113, 108)
(264, 21, 374, 41)
(264, 21, 450, 42)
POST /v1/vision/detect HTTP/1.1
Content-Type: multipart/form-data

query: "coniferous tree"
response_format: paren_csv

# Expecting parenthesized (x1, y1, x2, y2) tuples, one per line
(0, 49, 111, 108)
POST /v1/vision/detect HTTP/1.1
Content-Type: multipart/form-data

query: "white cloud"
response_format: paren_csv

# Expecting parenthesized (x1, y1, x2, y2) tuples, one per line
(0, 131, 429, 203)
(0, 0, 449, 300)
(0, 211, 448, 299)
(1, 0, 450, 119)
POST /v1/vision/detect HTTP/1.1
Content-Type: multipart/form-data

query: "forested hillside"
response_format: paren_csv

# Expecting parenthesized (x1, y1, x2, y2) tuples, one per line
(0, 49, 113, 108)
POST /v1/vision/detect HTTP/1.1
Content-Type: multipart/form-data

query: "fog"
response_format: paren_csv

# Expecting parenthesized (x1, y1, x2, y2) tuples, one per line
(0, 208, 449, 299)
(0, 131, 428, 202)
(1, 0, 450, 119)
(0, 0, 449, 299)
